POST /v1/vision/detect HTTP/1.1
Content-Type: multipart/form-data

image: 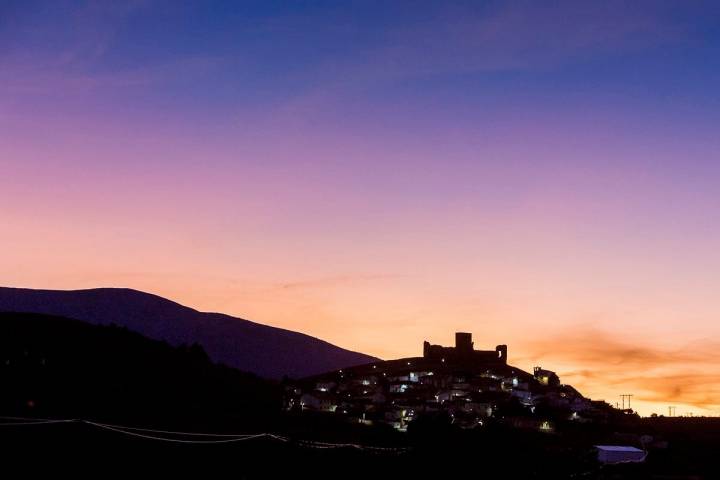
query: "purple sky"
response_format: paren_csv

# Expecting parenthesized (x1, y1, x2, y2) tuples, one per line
(2, 0, 720, 415)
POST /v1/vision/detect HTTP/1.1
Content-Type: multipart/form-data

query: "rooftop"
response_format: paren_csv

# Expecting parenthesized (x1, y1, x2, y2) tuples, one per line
(595, 445, 644, 452)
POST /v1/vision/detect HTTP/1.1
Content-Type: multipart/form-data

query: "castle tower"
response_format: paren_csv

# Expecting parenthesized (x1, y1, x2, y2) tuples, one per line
(455, 332, 474, 353)
(495, 344, 507, 363)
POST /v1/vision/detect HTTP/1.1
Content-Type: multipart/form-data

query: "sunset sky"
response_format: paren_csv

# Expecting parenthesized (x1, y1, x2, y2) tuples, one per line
(3, 1, 720, 416)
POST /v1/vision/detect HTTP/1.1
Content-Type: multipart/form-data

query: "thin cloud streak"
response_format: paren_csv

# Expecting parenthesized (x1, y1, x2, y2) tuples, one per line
(278, 274, 407, 291)
(279, 1, 690, 94)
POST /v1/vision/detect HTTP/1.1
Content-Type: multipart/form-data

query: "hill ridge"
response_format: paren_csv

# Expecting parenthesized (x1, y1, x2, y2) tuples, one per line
(0, 286, 378, 379)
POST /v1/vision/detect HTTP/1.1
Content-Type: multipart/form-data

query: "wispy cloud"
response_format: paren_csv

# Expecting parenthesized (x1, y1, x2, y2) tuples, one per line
(0, 0, 223, 96)
(277, 274, 406, 291)
(258, 0, 696, 128)
(0, 55, 223, 94)
(520, 327, 720, 410)
(361, 0, 687, 78)
(527, 328, 720, 367)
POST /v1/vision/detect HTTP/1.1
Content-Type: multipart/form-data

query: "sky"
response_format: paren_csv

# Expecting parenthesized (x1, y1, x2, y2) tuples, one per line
(2, 0, 720, 416)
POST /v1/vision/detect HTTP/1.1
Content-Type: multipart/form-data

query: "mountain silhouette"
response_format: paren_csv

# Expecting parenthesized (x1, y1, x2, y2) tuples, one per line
(0, 287, 378, 379)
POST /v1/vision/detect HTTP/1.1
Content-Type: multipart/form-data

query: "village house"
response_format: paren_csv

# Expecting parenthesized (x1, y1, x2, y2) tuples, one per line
(286, 332, 592, 432)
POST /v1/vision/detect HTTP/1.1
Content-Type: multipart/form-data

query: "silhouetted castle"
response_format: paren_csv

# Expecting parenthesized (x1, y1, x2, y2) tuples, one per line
(286, 331, 595, 432)
(423, 332, 507, 364)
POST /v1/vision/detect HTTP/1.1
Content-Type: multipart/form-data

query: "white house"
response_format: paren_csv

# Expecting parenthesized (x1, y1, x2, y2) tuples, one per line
(595, 445, 646, 464)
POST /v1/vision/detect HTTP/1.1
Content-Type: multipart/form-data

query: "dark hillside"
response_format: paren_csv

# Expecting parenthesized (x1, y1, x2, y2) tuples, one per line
(0, 312, 281, 428)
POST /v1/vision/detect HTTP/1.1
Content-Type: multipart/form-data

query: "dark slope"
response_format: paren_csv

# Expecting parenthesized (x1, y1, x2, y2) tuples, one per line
(0, 312, 280, 425)
(0, 287, 378, 379)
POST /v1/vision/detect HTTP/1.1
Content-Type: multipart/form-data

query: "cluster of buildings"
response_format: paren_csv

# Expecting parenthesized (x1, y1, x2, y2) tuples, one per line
(285, 332, 609, 431)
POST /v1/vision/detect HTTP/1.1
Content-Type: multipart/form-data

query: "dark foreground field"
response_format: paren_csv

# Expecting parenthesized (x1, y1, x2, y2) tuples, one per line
(2, 417, 720, 479)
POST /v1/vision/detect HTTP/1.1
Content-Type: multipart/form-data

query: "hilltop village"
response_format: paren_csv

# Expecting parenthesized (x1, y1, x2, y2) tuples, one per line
(286, 332, 616, 431)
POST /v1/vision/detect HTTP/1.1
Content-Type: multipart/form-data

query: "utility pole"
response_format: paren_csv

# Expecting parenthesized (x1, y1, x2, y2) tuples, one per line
(620, 394, 634, 410)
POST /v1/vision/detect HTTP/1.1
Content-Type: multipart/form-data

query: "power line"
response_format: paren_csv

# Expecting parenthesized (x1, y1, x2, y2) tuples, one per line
(84, 421, 272, 444)
(0, 415, 407, 453)
(0, 415, 76, 426)
(0, 419, 75, 426)
(86, 420, 266, 437)
(0, 415, 71, 422)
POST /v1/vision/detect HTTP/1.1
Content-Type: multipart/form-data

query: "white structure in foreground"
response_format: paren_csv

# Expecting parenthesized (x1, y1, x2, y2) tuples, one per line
(595, 445, 647, 464)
